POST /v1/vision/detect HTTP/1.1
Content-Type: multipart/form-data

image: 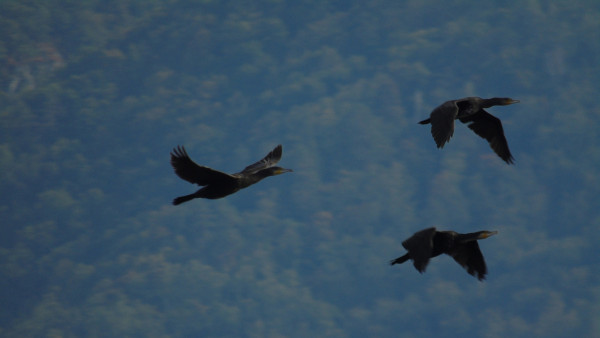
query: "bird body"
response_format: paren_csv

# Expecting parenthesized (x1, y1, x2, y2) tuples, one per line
(419, 97, 519, 164)
(390, 227, 498, 281)
(170, 144, 292, 204)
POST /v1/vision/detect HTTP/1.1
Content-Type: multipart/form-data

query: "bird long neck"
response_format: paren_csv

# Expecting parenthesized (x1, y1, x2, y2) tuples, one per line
(455, 232, 484, 243)
(238, 169, 272, 188)
(480, 98, 506, 108)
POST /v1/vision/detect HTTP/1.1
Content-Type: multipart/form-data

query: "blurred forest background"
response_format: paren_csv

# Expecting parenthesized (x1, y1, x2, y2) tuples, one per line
(1, 0, 599, 337)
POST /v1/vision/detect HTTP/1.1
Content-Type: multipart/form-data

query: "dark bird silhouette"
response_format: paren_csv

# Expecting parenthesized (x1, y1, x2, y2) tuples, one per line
(419, 97, 519, 164)
(390, 227, 498, 281)
(170, 144, 292, 205)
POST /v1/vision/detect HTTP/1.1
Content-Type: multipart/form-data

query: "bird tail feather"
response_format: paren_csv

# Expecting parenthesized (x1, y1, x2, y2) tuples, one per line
(389, 254, 410, 265)
(173, 193, 197, 205)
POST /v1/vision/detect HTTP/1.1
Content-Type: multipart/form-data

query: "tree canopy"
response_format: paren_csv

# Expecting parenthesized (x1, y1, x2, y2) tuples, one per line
(1, 1, 599, 337)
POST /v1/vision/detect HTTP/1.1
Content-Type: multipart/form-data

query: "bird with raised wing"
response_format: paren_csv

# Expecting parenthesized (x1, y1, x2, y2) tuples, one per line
(170, 144, 292, 205)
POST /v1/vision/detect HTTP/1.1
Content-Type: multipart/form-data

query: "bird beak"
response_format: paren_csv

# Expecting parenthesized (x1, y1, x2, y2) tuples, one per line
(276, 168, 293, 175)
(480, 231, 498, 239)
(507, 99, 520, 105)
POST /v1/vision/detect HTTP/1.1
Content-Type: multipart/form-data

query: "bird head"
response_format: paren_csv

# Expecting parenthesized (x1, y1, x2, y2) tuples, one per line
(479, 97, 520, 108)
(500, 98, 520, 105)
(269, 167, 293, 176)
(477, 230, 498, 239)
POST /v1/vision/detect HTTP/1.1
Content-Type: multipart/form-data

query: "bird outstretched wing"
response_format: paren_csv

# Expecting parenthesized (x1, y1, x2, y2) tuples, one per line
(170, 146, 235, 185)
(429, 101, 459, 148)
(448, 241, 487, 281)
(402, 227, 437, 273)
(464, 111, 514, 164)
(238, 144, 283, 174)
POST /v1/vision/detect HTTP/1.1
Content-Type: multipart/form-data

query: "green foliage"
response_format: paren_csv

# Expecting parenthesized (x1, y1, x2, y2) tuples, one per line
(1, 0, 599, 337)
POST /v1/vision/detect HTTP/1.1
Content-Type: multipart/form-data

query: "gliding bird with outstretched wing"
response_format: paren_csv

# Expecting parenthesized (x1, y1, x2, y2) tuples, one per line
(390, 227, 498, 281)
(419, 97, 519, 164)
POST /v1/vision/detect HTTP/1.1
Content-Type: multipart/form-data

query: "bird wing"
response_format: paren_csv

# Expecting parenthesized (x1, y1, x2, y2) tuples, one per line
(402, 227, 436, 273)
(448, 241, 487, 281)
(170, 146, 235, 186)
(464, 111, 514, 164)
(429, 101, 459, 148)
(238, 144, 283, 174)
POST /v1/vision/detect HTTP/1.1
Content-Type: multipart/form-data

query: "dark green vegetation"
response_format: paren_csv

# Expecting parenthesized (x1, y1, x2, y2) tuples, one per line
(170, 144, 292, 204)
(390, 227, 498, 281)
(1, 1, 599, 337)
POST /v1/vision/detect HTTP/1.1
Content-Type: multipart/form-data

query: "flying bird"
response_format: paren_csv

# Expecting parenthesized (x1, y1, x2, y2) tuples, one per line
(170, 144, 292, 205)
(418, 97, 519, 164)
(390, 227, 498, 281)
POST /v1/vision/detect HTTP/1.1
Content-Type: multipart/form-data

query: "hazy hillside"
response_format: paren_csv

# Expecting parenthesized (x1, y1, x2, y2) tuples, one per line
(1, 1, 599, 337)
